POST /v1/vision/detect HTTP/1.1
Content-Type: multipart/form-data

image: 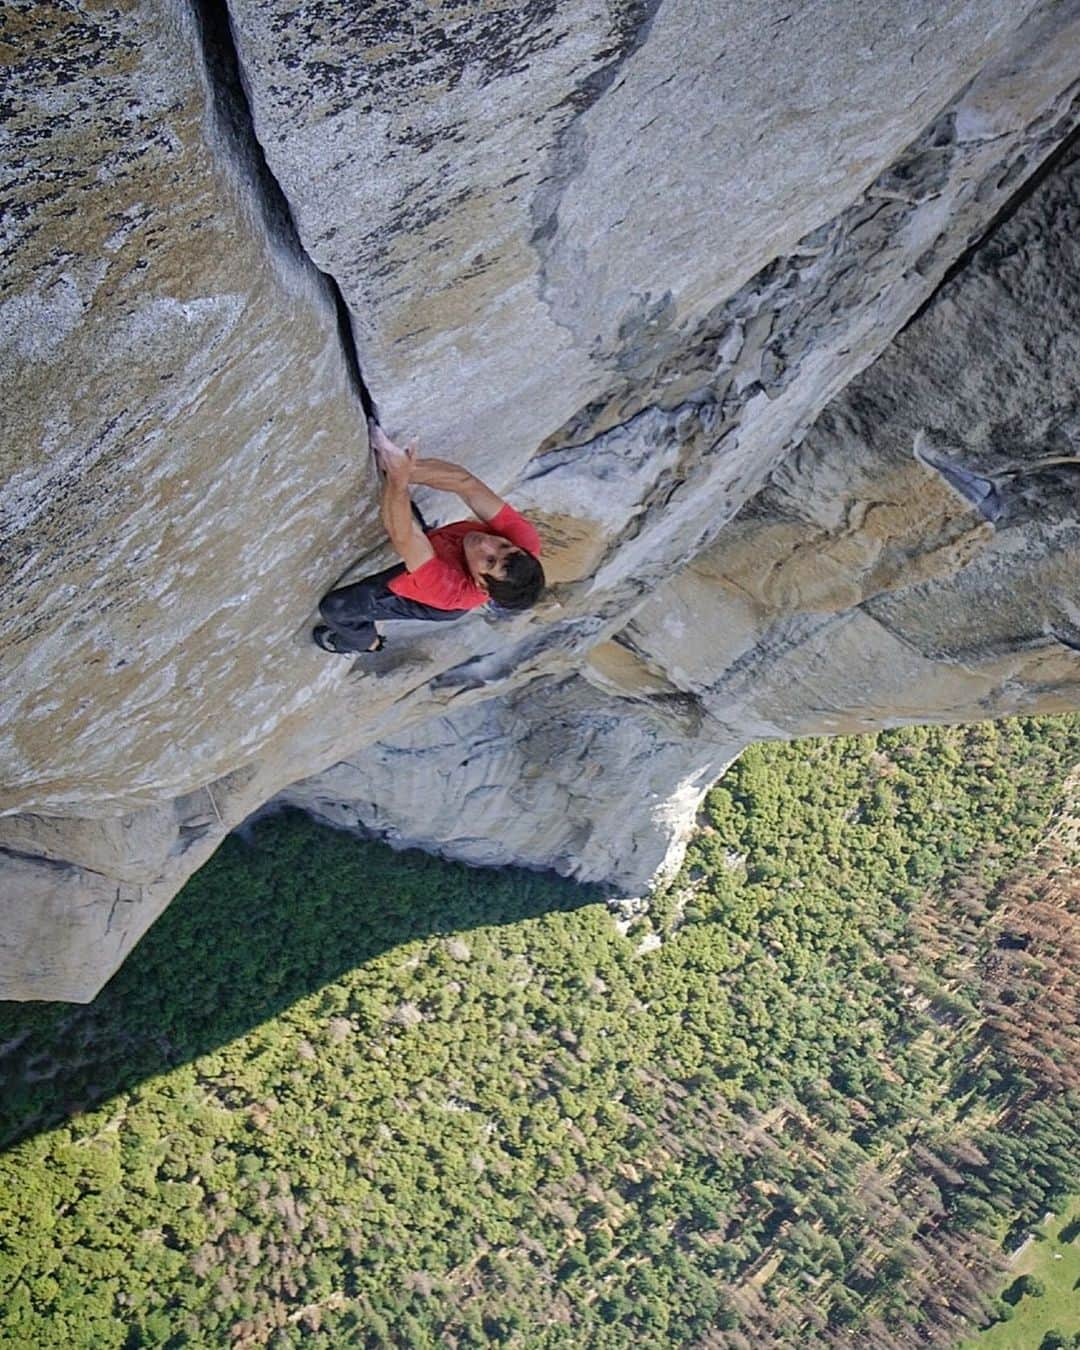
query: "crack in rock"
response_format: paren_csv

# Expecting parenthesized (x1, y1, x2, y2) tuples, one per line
(189, 0, 379, 422)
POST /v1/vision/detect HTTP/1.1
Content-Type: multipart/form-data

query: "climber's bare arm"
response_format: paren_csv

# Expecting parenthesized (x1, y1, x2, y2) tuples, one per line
(379, 444, 434, 572)
(409, 457, 506, 523)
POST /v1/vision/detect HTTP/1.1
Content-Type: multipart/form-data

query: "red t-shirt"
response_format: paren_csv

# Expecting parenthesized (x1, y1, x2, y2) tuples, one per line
(387, 503, 542, 611)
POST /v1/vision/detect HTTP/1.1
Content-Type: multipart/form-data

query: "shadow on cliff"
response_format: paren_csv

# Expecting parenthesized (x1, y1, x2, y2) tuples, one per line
(0, 811, 598, 1151)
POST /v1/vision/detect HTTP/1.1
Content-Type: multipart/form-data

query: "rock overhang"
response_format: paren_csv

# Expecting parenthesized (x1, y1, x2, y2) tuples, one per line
(1, 0, 1078, 999)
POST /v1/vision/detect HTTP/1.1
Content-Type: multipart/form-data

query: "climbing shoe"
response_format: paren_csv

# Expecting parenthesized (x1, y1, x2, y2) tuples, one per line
(312, 625, 384, 655)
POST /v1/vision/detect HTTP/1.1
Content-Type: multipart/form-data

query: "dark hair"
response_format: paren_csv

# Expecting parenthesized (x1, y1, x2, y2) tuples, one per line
(486, 550, 545, 611)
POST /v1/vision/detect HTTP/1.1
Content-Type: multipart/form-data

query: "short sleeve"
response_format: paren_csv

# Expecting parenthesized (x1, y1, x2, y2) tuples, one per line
(389, 556, 486, 610)
(487, 503, 542, 556)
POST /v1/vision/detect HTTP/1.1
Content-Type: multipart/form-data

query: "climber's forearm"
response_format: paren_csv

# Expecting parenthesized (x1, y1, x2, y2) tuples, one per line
(382, 476, 433, 572)
(408, 458, 475, 493)
(410, 457, 505, 523)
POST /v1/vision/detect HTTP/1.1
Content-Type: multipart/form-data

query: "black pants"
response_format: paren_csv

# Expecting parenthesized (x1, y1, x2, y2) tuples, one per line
(319, 562, 468, 653)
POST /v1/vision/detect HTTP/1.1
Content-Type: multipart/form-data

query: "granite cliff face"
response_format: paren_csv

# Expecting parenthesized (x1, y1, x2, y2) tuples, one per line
(1, 0, 1078, 999)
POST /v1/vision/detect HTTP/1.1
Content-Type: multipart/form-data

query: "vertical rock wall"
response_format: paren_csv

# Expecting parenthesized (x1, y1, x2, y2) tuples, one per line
(1, 0, 1078, 998)
(286, 131, 1080, 886)
(0, 0, 375, 998)
(614, 137, 1080, 743)
(229, 0, 1047, 475)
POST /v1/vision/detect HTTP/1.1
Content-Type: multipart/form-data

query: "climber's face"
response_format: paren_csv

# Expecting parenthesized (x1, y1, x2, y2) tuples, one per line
(463, 531, 523, 588)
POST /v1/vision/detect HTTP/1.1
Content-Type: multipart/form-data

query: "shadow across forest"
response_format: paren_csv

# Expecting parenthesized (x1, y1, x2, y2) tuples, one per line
(0, 810, 598, 1151)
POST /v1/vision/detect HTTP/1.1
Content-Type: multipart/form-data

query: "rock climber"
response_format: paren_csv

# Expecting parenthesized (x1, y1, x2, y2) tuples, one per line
(313, 423, 545, 656)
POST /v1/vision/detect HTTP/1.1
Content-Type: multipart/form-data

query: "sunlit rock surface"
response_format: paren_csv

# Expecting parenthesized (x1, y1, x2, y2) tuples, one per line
(228, 0, 1050, 475)
(1, 0, 1078, 998)
(0, 0, 375, 996)
(289, 137, 1080, 878)
(614, 154, 1080, 741)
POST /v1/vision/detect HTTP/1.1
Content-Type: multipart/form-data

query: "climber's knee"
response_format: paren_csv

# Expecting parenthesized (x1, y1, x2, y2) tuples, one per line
(319, 589, 352, 629)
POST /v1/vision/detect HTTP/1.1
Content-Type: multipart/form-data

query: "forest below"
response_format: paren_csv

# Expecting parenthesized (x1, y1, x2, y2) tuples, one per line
(1, 714, 1078, 1348)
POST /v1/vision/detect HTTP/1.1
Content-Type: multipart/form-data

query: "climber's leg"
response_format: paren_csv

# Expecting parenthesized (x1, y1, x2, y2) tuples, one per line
(312, 623, 382, 655)
(316, 562, 468, 654)
(317, 563, 402, 653)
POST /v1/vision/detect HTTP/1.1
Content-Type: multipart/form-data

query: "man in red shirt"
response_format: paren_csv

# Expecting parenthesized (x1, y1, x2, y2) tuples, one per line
(314, 425, 544, 655)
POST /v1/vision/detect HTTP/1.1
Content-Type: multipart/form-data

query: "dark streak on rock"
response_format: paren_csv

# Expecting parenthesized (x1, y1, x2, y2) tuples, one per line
(0, 845, 78, 874)
(898, 117, 1080, 339)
